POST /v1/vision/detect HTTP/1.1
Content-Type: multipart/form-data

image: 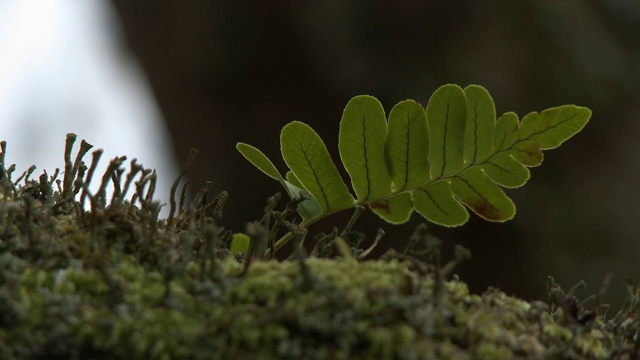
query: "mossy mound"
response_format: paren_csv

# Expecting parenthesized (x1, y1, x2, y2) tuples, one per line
(0, 135, 638, 359)
(2, 253, 638, 359)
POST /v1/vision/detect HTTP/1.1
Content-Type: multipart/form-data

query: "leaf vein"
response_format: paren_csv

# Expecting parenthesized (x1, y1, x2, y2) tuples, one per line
(496, 132, 507, 151)
(440, 100, 450, 178)
(402, 113, 411, 191)
(456, 176, 499, 213)
(485, 161, 515, 175)
(421, 188, 450, 218)
(299, 140, 329, 210)
(519, 114, 579, 143)
(473, 101, 479, 163)
(361, 114, 371, 201)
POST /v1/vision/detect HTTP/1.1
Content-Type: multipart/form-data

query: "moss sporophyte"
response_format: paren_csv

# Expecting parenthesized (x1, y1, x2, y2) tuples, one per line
(2, 84, 640, 359)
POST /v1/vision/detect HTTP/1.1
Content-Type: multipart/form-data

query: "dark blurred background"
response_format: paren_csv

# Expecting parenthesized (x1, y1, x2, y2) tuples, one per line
(109, 1, 640, 305)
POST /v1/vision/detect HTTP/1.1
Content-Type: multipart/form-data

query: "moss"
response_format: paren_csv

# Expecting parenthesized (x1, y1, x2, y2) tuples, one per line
(3, 253, 638, 359)
(0, 135, 639, 359)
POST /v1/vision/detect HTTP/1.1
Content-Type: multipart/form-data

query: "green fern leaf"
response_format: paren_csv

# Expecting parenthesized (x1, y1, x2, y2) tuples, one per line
(237, 142, 322, 220)
(286, 180, 323, 221)
(285, 171, 304, 189)
(281, 121, 355, 215)
(385, 100, 430, 191)
(369, 192, 413, 224)
(451, 167, 515, 221)
(237, 142, 284, 182)
(412, 181, 469, 226)
(427, 85, 467, 179)
(463, 85, 496, 164)
(339, 95, 392, 203)
(481, 151, 530, 188)
(519, 105, 591, 150)
(237, 84, 591, 238)
(494, 112, 521, 152)
(370, 99, 430, 224)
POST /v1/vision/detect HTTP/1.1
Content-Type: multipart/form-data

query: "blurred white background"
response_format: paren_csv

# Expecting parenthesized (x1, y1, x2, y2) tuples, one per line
(0, 0, 177, 209)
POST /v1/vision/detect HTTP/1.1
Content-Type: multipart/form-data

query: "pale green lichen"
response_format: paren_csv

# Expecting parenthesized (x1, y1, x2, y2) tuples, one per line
(0, 135, 639, 359)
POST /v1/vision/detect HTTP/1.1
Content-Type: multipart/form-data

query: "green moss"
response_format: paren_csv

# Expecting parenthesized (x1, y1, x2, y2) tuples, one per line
(0, 135, 638, 359)
(3, 252, 638, 359)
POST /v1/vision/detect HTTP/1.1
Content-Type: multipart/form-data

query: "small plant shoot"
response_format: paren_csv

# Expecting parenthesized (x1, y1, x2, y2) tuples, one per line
(237, 84, 590, 248)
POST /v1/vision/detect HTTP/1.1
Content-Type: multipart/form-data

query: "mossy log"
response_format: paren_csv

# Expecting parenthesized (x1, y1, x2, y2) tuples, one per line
(0, 135, 638, 359)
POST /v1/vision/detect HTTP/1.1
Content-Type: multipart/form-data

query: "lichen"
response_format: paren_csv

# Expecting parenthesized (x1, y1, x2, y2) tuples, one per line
(0, 135, 639, 359)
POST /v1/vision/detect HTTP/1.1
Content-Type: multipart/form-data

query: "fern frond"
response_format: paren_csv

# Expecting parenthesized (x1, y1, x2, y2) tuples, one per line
(237, 84, 591, 247)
